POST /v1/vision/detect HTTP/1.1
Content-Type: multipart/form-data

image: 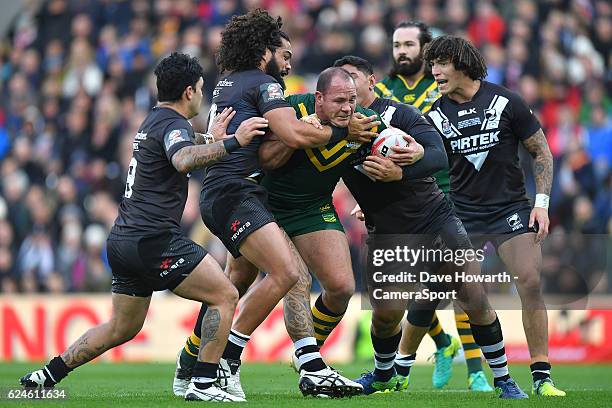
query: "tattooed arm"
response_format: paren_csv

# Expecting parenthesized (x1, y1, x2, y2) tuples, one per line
(171, 142, 228, 173)
(521, 128, 553, 242)
(521, 129, 553, 195)
(172, 116, 269, 173)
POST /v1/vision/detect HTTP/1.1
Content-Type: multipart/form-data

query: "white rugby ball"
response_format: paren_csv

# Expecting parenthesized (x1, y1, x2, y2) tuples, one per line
(371, 126, 410, 157)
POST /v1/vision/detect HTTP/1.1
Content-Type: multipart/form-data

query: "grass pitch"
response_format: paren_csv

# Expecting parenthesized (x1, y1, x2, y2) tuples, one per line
(1, 362, 611, 407)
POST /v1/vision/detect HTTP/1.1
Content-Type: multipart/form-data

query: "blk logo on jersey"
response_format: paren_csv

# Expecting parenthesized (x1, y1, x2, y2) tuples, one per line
(231, 221, 252, 241)
(506, 213, 524, 231)
(458, 108, 476, 117)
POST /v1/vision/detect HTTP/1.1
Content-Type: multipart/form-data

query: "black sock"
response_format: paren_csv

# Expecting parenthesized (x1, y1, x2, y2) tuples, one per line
(194, 304, 208, 338)
(372, 330, 402, 381)
(530, 361, 551, 383)
(222, 329, 250, 361)
(44, 356, 72, 386)
(470, 317, 510, 385)
(394, 353, 416, 377)
(294, 337, 326, 372)
(192, 361, 217, 390)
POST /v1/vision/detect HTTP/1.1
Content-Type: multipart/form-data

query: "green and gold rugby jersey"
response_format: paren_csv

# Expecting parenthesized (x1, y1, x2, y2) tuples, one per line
(261, 93, 385, 209)
(375, 74, 449, 193)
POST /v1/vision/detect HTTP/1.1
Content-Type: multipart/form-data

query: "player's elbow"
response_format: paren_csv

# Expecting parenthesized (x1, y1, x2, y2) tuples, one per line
(171, 153, 191, 174)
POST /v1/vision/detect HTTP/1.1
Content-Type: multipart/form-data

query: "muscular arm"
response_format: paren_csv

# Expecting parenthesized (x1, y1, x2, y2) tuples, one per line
(400, 121, 448, 179)
(171, 142, 227, 173)
(259, 134, 295, 170)
(521, 128, 553, 195)
(264, 107, 335, 149)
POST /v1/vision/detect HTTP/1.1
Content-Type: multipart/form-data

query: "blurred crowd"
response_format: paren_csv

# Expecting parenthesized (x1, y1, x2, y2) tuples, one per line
(0, 0, 609, 295)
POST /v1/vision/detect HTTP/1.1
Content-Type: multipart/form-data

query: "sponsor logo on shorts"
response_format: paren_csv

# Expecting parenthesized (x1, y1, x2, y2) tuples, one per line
(159, 257, 185, 277)
(231, 221, 252, 241)
(506, 213, 523, 231)
(322, 213, 337, 223)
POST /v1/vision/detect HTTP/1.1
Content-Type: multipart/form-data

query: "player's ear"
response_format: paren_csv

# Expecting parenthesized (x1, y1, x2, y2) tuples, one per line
(315, 91, 323, 104)
(368, 74, 376, 90)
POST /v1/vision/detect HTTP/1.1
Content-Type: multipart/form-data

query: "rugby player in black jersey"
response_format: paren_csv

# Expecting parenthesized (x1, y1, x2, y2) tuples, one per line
(423, 35, 565, 397)
(196, 10, 376, 399)
(333, 56, 528, 398)
(19, 52, 269, 402)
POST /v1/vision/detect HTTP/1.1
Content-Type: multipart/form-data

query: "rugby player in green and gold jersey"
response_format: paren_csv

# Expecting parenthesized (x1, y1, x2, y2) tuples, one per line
(373, 21, 491, 392)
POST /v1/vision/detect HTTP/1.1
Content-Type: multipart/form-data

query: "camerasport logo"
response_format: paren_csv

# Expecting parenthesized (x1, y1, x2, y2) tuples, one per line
(159, 257, 185, 277)
(231, 220, 252, 241)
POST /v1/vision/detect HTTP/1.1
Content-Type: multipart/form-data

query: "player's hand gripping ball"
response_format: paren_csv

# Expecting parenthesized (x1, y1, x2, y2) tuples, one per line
(371, 127, 410, 158)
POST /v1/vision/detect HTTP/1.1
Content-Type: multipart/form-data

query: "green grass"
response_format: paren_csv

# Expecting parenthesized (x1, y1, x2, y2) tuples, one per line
(1, 362, 611, 407)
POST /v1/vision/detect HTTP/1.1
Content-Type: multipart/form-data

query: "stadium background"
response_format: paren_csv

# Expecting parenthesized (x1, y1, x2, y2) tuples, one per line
(0, 0, 610, 368)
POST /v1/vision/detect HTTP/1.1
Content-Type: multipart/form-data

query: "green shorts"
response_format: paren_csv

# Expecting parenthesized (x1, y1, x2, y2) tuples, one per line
(270, 198, 344, 238)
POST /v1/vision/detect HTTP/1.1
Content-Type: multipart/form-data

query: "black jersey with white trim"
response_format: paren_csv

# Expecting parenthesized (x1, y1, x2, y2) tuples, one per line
(112, 106, 195, 235)
(203, 69, 291, 188)
(342, 97, 449, 234)
(427, 81, 540, 218)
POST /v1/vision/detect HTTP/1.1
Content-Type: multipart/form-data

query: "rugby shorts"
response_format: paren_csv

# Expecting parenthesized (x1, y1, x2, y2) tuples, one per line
(107, 231, 207, 297)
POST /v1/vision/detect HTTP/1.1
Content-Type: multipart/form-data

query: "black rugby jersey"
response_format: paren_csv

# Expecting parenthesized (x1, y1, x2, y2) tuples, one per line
(112, 106, 195, 235)
(203, 69, 291, 187)
(427, 81, 540, 219)
(342, 97, 450, 234)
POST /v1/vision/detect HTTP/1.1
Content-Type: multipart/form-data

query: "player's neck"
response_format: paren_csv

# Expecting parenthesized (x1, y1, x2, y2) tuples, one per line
(157, 101, 189, 119)
(400, 68, 425, 87)
(447, 80, 481, 104)
(362, 92, 377, 109)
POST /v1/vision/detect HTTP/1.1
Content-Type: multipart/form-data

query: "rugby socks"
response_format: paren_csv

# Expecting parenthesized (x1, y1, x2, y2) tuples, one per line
(43, 356, 73, 386)
(294, 337, 326, 372)
(470, 317, 510, 384)
(455, 312, 484, 374)
(530, 361, 551, 383)
(428, 313, 451, 349)
(191, 361, 218, 390)
(372, 330, 402, 381)
(394, 352, 416, 377)
(179, 304, 208, 367)
(222, 329, 250, 361)
(312, 295, 344, 347)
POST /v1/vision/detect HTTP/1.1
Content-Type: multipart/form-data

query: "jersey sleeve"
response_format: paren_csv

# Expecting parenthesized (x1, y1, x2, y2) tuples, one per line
(508, 91, 541, 140)
(162, 119, 195, 161)
(252, 80, 292, 115)
(286, 94, 315, 119)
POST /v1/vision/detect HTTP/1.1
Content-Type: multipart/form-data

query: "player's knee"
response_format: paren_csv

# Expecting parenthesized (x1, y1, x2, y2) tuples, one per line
(109, 322, 141, 346)
(325, 279, 354, 305)
(372, 311, 403, 335)
(516, 271, 542, 296)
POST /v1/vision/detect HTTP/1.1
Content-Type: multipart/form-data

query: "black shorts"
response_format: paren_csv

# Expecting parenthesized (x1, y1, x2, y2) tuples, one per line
(458, 205, 536, 249)
(107, 231, 207, 297)
(200, 178, 275, 258)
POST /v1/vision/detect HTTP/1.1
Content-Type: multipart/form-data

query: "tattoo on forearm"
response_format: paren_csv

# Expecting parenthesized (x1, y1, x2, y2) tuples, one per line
(200, 308, 221, 349)
(61, 330, 107, 368)
(172, 142, 227, 172)
(522, 129, 553, 195)
(282, 236, 314, 341)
